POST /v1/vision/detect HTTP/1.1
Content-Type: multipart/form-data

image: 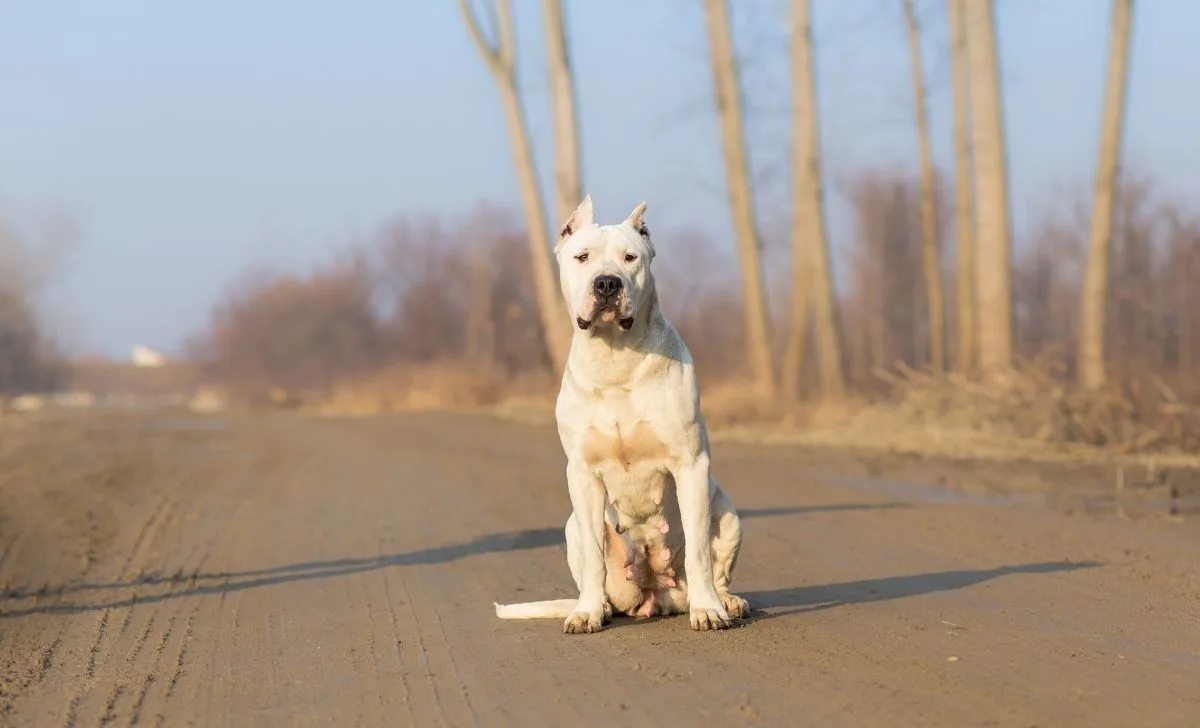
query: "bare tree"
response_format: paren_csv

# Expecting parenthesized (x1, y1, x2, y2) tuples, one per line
(843, 170, 928, 380)
(947, 0, 976, 375)
(783, 0, 845, 400)
(0, 208, 77, 394)
(903, 0, 946, 373)
(458, 0, 569, 373)
(703, 0, 776, 397)
(541, 0, 583, 227)
(963, 0, 1013, 381)
(201, 258, 385, 397)
(1078, 0, 1135, 389)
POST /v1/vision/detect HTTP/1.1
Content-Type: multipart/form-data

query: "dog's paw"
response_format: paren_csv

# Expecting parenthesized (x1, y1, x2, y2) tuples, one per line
(688, 605, 732, 631)
(563, 610, 605, 634)
(602, 601, 614, 621)
(719, 592, 750, 620)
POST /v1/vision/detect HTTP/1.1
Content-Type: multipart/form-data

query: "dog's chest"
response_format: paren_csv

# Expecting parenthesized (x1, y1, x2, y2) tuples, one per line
(581, 418, 673, 519)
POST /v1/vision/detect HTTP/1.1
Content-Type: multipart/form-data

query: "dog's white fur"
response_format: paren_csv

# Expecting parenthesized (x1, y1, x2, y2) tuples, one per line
(493, 196, 748, 633)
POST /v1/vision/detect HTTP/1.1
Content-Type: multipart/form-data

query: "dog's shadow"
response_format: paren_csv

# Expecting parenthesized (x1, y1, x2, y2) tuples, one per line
(0, 527, 566, 619)
(740, 560, 1100, 622)
(596, 560, 1100, 630)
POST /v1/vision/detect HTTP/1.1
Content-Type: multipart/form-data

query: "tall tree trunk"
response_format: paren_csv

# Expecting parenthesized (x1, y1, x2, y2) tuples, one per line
(783, 0, 845, 400)
(703, 0, 777, 397)
(963, 0, 1013, 382)
(1078, 0, 1134, 389)
(458, 0, 569, 374)
(541, 0, 583, 226)
(903, 0, 945, 374)
(947, 0, 976, 376)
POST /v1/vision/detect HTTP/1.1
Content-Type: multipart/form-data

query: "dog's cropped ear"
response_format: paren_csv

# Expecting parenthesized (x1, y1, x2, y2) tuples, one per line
(625, 201, 654, 256)
(555, 195, 594, 253)
(626, 201, 647, 233)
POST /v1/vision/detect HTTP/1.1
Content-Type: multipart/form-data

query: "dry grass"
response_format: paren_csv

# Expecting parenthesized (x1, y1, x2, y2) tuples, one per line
(66, 359, 202, 399)
(718, 360, 1200, 467)
(866, 361, 1200, 455)
(305, 361, 554, 417)
(304, 358, 1199, 468)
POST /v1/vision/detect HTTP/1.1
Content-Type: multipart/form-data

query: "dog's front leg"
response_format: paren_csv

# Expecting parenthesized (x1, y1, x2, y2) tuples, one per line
(673, 452, 733, 631)
(563, 462, 609, 634)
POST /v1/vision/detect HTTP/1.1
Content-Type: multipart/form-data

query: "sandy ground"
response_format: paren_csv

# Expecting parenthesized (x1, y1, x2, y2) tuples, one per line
(1, 410, 1198, 727)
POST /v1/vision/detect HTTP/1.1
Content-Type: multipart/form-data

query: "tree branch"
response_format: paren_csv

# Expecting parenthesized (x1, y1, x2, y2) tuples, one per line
(495, 0, 516, 71)
(457, 0, 504, 73)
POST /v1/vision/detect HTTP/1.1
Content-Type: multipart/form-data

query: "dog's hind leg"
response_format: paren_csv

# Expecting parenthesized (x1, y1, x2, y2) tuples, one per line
(709, 482, 750, 619)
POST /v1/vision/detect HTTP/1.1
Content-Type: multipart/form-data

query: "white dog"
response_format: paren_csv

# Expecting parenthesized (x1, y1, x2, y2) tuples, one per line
(493, 196, 749, 633)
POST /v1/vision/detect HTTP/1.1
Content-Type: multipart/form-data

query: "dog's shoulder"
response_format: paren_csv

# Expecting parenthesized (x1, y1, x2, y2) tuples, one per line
(645, 308, 688, 357)
(629, 309, 694, 386)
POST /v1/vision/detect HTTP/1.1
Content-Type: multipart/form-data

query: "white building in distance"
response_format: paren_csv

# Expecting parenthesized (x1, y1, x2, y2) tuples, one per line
(131, 345, 167, 368)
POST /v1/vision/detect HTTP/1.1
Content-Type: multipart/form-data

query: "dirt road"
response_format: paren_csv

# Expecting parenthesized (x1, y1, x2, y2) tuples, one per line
(1, 411, 1198, 727)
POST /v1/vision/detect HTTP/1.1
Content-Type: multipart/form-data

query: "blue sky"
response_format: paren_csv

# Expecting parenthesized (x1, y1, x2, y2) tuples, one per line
(0, 0, 1196, 357)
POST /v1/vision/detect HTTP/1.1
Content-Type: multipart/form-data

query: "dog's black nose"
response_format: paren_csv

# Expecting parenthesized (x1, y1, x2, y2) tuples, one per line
(593, 275, 622, 298)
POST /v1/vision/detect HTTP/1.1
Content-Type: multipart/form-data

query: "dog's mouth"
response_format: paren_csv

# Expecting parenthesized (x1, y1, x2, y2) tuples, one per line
(577, 305, 634, 331)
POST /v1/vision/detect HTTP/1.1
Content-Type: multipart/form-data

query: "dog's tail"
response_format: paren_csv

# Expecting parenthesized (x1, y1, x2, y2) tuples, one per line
(494, 599, 578, 620)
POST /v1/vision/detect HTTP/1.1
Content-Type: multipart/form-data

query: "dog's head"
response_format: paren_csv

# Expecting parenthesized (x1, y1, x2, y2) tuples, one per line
(554, 196, 657, 333)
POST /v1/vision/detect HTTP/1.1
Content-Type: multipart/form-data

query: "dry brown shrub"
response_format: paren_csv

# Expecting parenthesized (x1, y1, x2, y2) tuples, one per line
(373, 207, 550, 376)
(0, 287, 63, 395)
(192, 252, 385, 401)
(864, 357, 1200, 455)
(0, 205, 80, 396)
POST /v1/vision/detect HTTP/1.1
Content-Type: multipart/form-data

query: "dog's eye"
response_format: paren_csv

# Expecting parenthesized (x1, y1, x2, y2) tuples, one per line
(575, 252, 589, 263)
(624, 253, 638, 263)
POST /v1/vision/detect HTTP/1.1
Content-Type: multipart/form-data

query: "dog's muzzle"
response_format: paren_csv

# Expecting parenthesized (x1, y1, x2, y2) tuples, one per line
(577, 275, 634, 331)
